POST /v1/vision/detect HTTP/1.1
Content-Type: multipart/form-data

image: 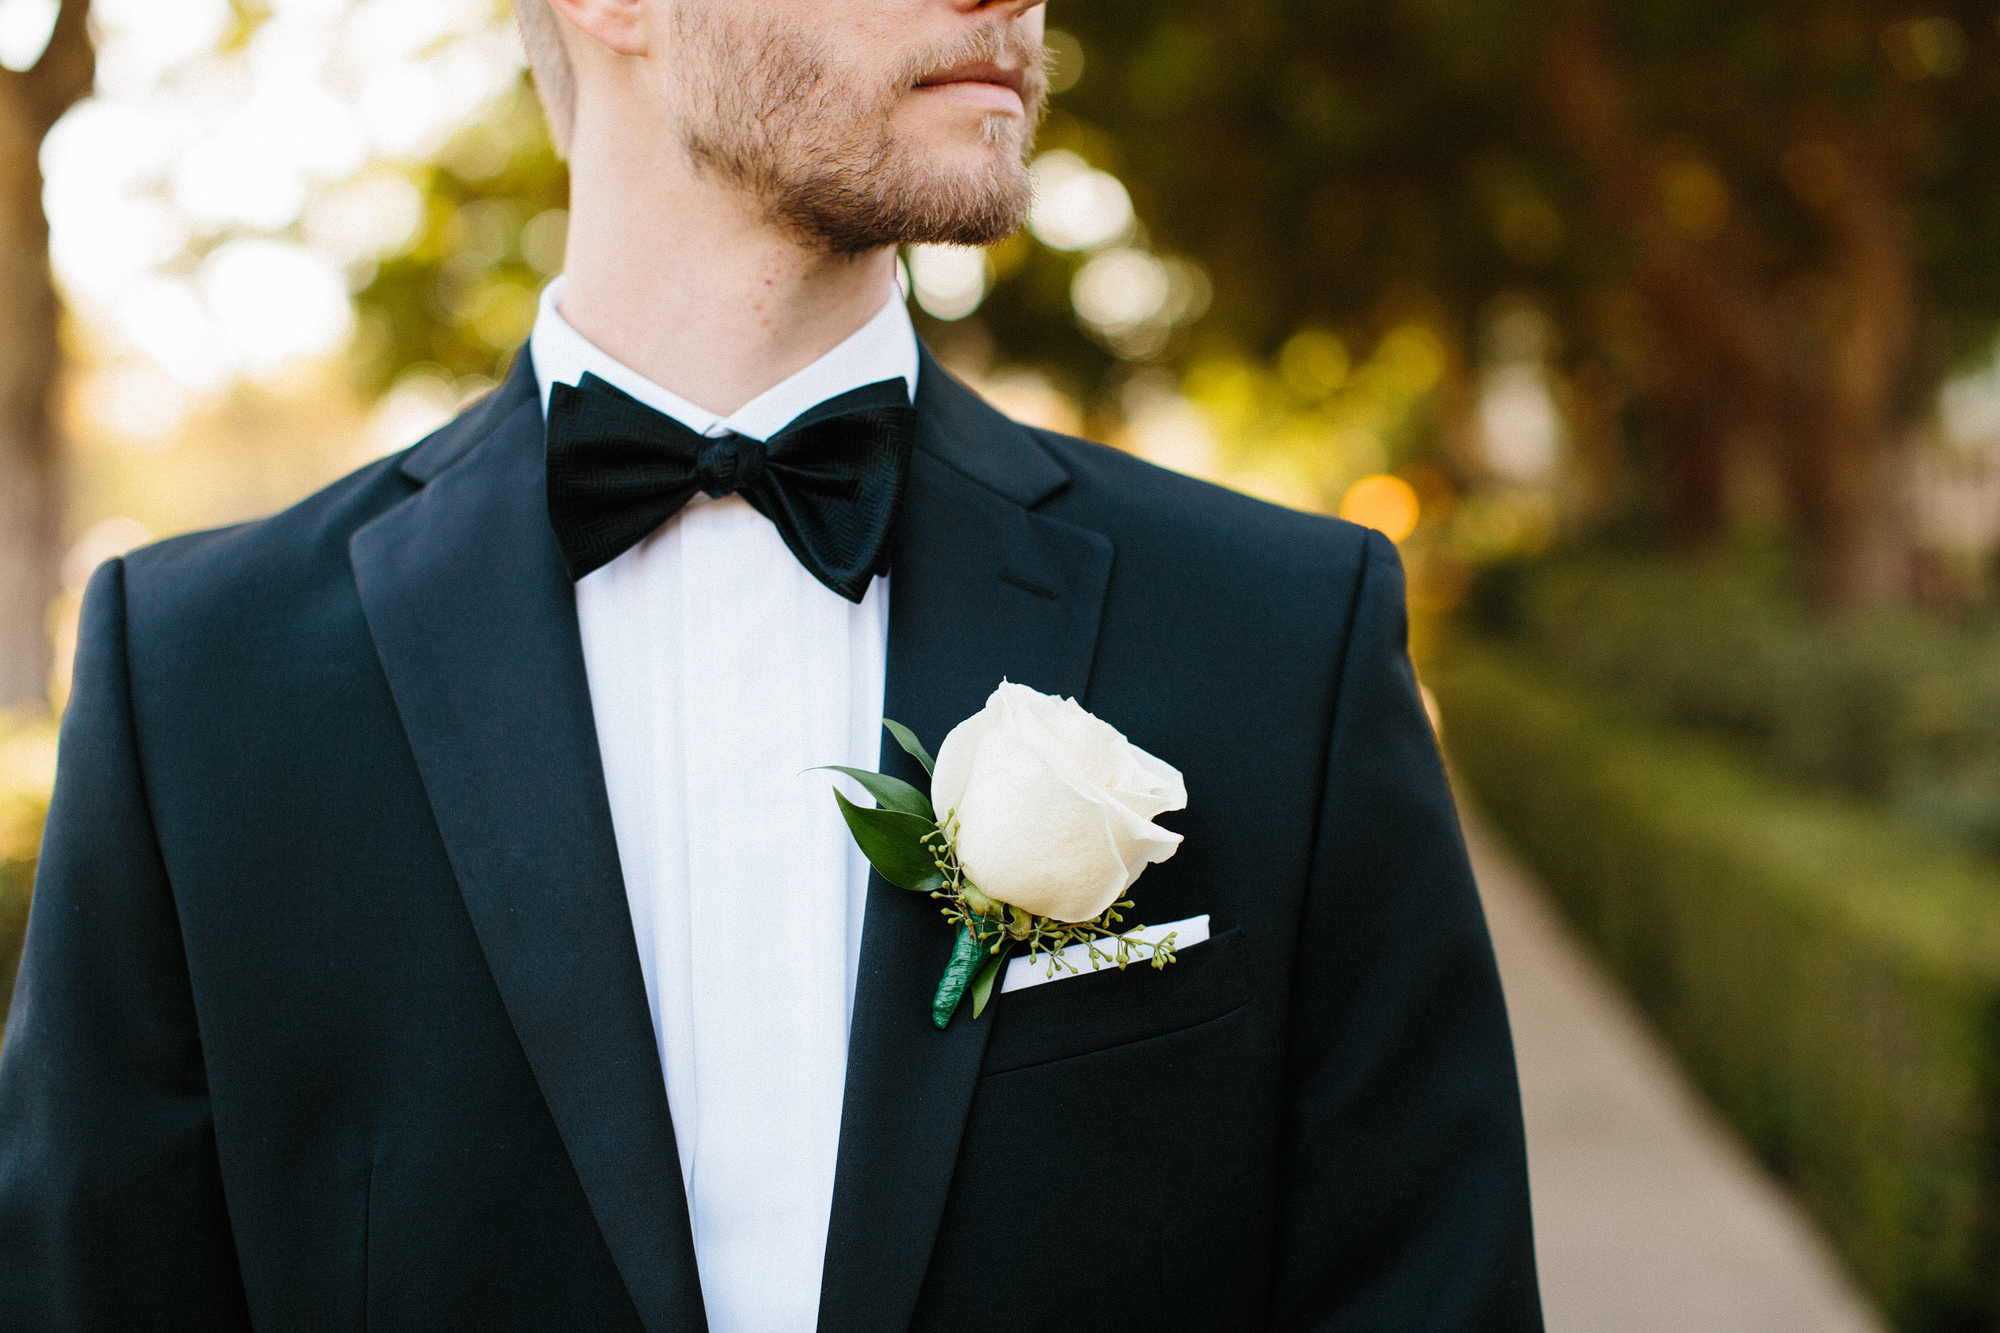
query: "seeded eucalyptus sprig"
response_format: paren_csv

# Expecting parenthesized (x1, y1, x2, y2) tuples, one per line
(923, 814, 1178, 1024)
(820, 719, 1178, 1030)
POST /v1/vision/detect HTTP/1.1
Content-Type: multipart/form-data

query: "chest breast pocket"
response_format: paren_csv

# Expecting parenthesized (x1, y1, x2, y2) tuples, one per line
(978, 927, 1250, 1076)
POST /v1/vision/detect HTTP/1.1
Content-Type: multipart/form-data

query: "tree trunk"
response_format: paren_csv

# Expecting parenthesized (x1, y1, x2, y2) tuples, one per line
(1786, 122, 1920, 607)
(0, 1, 91, 709)
(1650, 360, 1729, 550)
(1540, 14, 1928, 607)
(1540, 19, 1779, 551)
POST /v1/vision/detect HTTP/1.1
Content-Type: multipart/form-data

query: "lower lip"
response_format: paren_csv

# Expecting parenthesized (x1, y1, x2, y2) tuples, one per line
(914, 81, 1025, 115)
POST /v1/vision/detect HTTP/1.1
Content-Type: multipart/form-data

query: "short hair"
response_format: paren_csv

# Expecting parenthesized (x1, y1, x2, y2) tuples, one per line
(515, 0, 576, 158)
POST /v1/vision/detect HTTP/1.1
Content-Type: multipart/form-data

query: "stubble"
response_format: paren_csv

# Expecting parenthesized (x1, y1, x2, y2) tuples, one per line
(672, 9, 1047, 254)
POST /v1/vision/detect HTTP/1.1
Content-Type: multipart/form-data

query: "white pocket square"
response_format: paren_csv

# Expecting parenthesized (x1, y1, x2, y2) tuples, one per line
(999, 915, 1211, 994)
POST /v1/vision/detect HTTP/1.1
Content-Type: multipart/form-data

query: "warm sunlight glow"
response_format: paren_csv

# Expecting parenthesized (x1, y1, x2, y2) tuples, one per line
(43, 0, 523, 389)
(1340, 473, 1421, 542)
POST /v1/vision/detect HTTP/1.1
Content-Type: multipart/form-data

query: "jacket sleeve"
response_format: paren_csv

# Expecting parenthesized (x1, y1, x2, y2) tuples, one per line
(1272, 531, 1542, 1331)
(0, 558, 252, 1330)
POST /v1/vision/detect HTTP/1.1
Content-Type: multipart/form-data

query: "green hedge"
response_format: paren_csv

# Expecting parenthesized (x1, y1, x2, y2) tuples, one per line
(1496, 560, 2000, 856)
(1434, 644, 2000, 1331)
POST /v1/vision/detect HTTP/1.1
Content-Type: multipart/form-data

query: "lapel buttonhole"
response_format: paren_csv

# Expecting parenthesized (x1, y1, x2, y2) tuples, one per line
(998, 568, 1059, 601)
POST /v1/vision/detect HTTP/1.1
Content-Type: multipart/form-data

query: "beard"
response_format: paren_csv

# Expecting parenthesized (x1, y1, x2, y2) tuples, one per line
(669, 7, 1047, 254)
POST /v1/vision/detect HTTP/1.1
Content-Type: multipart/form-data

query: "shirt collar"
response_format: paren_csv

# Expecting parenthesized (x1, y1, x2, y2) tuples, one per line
(528, 275, 918, 442)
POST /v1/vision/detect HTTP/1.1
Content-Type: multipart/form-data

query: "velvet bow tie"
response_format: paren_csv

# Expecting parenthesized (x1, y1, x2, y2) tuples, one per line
(545, 372, 917, 602)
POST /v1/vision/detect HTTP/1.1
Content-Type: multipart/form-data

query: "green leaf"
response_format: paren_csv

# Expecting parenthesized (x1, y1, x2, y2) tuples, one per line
(883, 719, 935, 776)
(812, 766, 934, 821)
(833, 790, 944, 892)
(968, 949, 1008, 1020)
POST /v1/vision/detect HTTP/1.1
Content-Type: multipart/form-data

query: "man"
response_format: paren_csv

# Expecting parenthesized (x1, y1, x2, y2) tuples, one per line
(0, 0, 1541, 1328)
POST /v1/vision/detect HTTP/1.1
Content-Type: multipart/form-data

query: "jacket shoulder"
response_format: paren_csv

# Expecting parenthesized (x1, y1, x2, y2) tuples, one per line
(1026, 427, 1377, 587)
(120, 452, 413, 612)
(108, 452, 424, 698)
(118, 362, 535, 611)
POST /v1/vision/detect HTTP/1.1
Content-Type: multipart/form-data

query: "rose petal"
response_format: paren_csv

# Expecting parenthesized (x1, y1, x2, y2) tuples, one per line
(1019, 691, 1186, 824)
(937, 681, 1189, 923)
(1110, 750, 1187, 822)
(951, 721, 1131, 922)
(931, 690, 1004, 818)
(1111, 818, 1183, 894)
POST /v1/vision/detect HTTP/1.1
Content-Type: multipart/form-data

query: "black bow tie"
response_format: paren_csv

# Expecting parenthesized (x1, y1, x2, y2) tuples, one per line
(545, 372, 917, 601)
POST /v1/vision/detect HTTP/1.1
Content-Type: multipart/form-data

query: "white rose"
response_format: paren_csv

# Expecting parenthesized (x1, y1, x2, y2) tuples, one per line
(930, 682, 1187, 924)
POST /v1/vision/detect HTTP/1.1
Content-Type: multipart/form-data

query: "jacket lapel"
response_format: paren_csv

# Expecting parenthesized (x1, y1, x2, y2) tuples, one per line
(349, 355, 708, 1333)
(816, 354, 1114, 1333)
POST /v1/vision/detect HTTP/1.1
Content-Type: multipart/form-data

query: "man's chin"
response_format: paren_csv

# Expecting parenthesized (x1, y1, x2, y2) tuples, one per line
(764, 116, 1032, 254)
(904, 143, 1032, 210)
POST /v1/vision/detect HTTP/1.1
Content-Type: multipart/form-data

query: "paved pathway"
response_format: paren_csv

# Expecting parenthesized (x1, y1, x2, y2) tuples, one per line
(1459, 800, 1889, 1333)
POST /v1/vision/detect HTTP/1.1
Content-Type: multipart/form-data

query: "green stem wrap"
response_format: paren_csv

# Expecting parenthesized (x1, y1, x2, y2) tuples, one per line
(931, 922, 989, 1030)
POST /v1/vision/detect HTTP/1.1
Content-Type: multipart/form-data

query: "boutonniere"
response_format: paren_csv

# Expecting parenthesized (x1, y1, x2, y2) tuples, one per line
(821, 682, 1188, 1029)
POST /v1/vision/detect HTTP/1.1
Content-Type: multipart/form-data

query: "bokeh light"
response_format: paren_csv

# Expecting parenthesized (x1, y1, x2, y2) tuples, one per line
(908, 245, 989, 321)
(1071, 249, 1169, 336)
(205, 239, 355, 373)
(0, 0, 58, 71)
(1279, 330, 1351, 400)
(969, 368, 1083, 436)
(363, 365, 467, 459)
(1120, 373, 1221, 478)
(303, 173, 427, 268)
(44, 0, 525, 390)
(1042, 29, 1085, 96)
(1070, 250, 1209, 359)
(519, 207, 568, 276)
(1028, 151, 1135, 253)
(1340, 474, 1422, 543)
(81, 361, 192, 448)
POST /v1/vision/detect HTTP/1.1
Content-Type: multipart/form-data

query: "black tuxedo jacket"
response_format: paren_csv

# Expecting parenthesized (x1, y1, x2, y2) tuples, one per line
(0, 348, 1540, 1331)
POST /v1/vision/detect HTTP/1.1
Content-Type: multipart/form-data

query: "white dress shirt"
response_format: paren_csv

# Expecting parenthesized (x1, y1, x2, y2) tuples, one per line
(530, 277, 917, 1333)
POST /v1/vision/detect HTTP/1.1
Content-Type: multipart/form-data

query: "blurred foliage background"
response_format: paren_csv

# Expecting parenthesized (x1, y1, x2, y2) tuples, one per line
(15, 0, 2000, 1322)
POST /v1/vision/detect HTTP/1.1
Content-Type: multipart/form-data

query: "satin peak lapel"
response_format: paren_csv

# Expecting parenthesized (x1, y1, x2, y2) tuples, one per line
(817, 353, 1113, 1333)
(349, 355, 708, 1333)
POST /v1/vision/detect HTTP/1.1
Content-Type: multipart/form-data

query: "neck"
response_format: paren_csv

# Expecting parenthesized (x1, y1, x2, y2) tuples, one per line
(558, 123, 901, 419)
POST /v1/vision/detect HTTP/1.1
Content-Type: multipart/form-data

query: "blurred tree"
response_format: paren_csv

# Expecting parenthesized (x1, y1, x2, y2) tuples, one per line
(350, 80, 568, 400)
(0, 0, 91, 706)
(1026, 0, 2000, 606)
(355, 2, 2000, 608)
(1534, 2, 1947, 605)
